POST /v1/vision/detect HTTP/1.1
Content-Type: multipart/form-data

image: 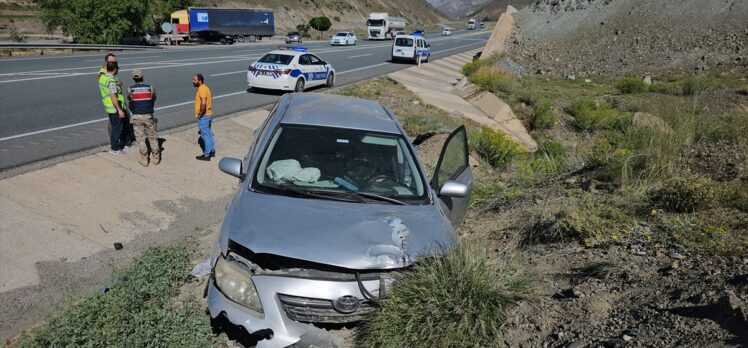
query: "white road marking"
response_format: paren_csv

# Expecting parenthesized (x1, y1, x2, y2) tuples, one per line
(210, 70, 246, 77)
(338, 62, 390, 75)
(348, 53, 373, 58)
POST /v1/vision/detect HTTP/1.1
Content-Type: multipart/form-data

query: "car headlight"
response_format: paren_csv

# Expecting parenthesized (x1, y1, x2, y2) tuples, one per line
(214, 255, 263, 313)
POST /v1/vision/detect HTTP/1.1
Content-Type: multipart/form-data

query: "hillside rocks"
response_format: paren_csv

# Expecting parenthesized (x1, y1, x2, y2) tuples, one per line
(510, 0, 748, 78)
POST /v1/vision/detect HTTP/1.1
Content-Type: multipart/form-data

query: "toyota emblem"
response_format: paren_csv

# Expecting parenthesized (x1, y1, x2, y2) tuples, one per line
(332, 295, 360, 314)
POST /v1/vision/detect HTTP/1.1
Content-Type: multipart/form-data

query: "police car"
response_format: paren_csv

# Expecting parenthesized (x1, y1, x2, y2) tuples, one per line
(391, 31, 431, 65)
(247, 47, 335, 92)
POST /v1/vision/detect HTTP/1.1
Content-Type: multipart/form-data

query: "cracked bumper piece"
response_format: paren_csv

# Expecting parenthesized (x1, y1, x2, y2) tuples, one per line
(208, 275, 380, 348)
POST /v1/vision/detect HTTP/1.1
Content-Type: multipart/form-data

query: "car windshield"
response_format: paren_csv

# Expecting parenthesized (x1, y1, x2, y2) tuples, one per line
(257, 54, 294, 65)
(253, 125, 427, 203)
(367, 19, 384, 26)
(335, 33, 348, 37)
(395, 38, 413, 47)
(287, 32, 299, 36)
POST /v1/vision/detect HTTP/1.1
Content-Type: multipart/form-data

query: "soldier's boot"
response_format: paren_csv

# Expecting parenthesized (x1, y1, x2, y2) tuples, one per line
(138, 154, 149, 167)
(151, 152, 161, 165)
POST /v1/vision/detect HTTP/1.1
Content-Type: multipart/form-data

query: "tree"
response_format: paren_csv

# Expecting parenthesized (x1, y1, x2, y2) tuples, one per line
(296, 23, 310, 38)
(308, 16, 332, 39)
(34, 0, 192, 44)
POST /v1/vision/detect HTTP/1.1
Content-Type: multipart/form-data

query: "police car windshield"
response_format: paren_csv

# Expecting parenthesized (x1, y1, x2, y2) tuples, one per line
(258, 54, 294, 65)
(335, 33, 348, 36)
(395, 38, 413, 47)
(253, 125, 427, 202)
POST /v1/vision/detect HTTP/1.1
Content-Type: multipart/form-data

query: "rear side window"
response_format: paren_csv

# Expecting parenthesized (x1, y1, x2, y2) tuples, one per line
(258, 54, 294, 65)
(395, 38, 413, 47)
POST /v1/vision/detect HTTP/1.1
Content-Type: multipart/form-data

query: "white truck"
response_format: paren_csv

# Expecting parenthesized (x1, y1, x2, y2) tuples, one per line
(467, 18, 477, 30)
(367, 12, 406, 40)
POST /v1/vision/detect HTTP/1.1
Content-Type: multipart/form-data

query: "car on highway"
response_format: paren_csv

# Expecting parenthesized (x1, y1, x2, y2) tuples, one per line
(188, 30, 236, 44)
(120, 31, 159, 46)
(391, 31, 431, 64)
(285, 32, 302, 44)
(208, 92, 473, 348)
(442, 27, 453, 36)
(394, 30, 407, 37)
(247, 46, 335, 92)
(330, 31, 357, 46)
(480, 22, 486, 28)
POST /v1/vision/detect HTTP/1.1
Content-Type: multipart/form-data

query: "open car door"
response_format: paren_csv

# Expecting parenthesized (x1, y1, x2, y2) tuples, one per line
(431, 125, 473, 227)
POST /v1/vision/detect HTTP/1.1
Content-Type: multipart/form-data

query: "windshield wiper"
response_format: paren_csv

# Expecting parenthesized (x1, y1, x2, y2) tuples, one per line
(354, 192, 406, 205)
(265, 185, 360, 203)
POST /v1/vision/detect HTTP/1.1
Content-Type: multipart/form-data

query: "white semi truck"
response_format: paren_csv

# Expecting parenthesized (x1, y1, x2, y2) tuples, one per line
(467, 18, 477, 30)
(367, 12, 406, 40)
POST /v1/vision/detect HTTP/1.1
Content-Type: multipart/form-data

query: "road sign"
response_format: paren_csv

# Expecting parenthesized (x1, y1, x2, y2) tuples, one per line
(161, 22, 174, 34)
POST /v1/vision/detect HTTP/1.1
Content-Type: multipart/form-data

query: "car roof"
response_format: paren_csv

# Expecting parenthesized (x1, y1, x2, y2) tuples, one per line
(280, 94, 401, 134)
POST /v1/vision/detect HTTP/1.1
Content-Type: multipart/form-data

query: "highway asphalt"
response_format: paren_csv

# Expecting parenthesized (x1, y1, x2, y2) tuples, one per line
(0, 30, 490, 170)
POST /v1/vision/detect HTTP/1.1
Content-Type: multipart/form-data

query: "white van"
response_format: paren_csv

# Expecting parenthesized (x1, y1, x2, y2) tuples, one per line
(442, 27, 452, 36)
(391, 32, 431, 65)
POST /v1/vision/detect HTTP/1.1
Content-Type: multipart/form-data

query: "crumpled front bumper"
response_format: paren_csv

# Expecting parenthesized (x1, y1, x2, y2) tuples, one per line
(207, 273, 381, 348)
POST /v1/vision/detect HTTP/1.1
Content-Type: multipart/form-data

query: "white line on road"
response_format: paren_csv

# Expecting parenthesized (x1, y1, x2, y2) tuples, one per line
(348, 53, 373, 59)
(84, 55, 161, 62)
(338, 62, 390, 75)
(0, 91, 248, 142)
(210, 70, 246, 77)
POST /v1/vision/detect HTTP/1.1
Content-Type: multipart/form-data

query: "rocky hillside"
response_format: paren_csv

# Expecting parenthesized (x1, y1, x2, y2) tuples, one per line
(427, 0, 527, 20)
(510, 0, 748, 78)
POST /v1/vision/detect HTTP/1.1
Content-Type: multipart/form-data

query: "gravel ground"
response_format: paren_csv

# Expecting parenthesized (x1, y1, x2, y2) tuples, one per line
(510, 0, 748, 78)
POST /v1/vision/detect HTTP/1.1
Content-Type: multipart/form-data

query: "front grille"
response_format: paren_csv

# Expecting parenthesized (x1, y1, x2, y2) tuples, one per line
(369, 30, 380, 37)
(278, 294, 374, 324)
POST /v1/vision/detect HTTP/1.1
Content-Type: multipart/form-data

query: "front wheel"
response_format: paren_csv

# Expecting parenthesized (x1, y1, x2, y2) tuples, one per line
(294, 79, 305, 92)
(325, 72, 335, 88)
(424, 54, 430, 63)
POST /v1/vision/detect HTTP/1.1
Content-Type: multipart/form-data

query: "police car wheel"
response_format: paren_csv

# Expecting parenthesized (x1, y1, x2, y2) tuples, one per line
(424, 54, 430, 63)
(294, 79, 305, 92)
(326, 72, 335, 88)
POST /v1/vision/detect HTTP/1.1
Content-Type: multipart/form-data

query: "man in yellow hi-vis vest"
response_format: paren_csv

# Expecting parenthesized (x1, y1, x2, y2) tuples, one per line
(99, 61, 128, 155)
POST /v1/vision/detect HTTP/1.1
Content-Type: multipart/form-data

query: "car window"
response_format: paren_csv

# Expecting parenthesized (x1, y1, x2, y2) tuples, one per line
(258, 54, 294, 65)
(395, 38, 413, 47)
(298, 55, 311, 65)
(253, 125, 426, 201)
(308, 55, 322, 64)
(335, 33, 347, 37)
(434, 127, 468, 189)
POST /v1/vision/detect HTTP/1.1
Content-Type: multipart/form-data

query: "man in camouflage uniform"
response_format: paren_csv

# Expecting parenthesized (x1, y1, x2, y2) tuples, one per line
(127, 69, 161, 166)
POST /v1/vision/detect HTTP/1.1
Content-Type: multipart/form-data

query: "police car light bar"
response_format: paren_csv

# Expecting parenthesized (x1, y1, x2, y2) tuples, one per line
(412, 31, 424, 36)
(278, 45, 308, 52)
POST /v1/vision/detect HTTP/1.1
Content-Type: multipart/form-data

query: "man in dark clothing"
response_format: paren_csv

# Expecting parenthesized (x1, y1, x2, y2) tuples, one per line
(127, 69, 161, 166)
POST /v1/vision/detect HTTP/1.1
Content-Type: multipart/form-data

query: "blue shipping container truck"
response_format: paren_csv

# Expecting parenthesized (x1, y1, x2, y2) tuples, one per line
(188, 8, 274, 42)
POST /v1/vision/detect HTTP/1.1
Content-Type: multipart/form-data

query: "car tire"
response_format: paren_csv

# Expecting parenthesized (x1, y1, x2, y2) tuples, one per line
(248, 35, 257, 42)
(299, 39, 303, 43)
(294, 78, 305, 93)
(424, 54, 430, 63)
(220, 38, 226, 44)
(237, 35, 245, 43)
(326, 72, 335, 88)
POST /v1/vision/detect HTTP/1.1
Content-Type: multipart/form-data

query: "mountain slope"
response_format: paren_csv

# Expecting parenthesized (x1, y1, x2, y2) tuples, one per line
(426, 0, 527, 20)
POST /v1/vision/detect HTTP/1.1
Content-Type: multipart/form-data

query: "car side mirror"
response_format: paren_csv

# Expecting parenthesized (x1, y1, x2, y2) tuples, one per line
(439, 180, 469, 198)
(219, 157, 243, 179)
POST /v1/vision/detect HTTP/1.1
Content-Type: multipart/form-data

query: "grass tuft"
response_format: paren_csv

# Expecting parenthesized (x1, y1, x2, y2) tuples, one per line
(462, 58, 492, 77)
(469, 126, 525, 167)
(567, 99, 631, 131)
(616, 77, 648, 94)
(18, 246, 216, 348)
(469, 66, 519, 94)
(356, 245, 532, 348)
(652, 176, 718, 213)
(531, 102, 557, 129)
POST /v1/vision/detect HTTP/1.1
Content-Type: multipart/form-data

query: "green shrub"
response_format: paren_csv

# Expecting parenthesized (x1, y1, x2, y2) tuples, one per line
(615, 77, 648, 94)
(649, 82, 682, 95)
(470, 126, 524, 167)
(356, 245, 532, 348)
(531, 102, 557, 129)
(468, 66, 519, 93)
(18, 246, 216, 348)
(680, 77, 711, 96)
(652, 176, 718, 213)
(567, 99, 631, 131)
(462, 58, 492, 77)
(512, 141, 569, 186)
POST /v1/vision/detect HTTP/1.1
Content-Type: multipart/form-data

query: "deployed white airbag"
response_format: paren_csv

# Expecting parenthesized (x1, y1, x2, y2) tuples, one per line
(267, 159, 321, 183)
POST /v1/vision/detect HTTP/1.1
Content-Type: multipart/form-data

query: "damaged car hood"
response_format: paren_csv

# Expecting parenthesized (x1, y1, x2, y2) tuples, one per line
(221, 191, 455, 270)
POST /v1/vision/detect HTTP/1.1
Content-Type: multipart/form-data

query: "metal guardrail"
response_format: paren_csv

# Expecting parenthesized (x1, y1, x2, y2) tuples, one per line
(0, 43, 162, 50)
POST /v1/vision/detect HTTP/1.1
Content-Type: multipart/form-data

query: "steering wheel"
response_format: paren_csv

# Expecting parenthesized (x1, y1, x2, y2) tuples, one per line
(363, 175, 400, 195)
